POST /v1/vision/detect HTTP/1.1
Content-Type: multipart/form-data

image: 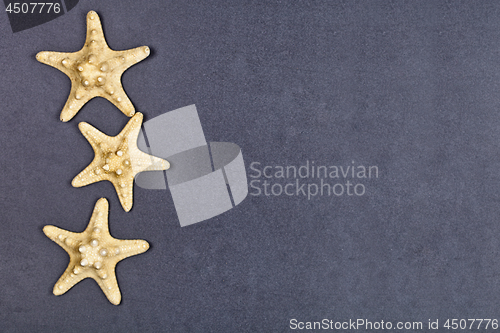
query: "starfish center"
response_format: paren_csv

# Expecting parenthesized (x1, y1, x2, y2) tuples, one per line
(98, 147, 131, 177)
(78, 238, 108, 271)
(75, 58, 105, 89)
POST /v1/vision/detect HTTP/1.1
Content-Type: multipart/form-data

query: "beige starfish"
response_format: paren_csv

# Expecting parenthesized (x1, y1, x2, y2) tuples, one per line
(36, 10, 150, 122)
(43, 198, 149, 305)
(72, 112, 170, 212)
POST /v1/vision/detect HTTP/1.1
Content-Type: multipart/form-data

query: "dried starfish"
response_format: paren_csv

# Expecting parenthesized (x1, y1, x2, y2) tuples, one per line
(36, 10, 150, 121)
(72, 112, 170, 211)
(43, 198, 149, 305)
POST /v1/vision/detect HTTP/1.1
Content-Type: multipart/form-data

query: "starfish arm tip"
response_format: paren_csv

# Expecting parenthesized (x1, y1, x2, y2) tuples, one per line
(132, 46, 151, 62)
(35, 52, 44, 62)
(108, 292, 121, 305)
(127, 108, 136, 117)
(94, 197, 109, 213)
(99, 275, 122, 305)
(78, 121, 89, 130)
(143, 157, 170, 171)
(122, 202, 132, 212)
(117, 102, 136, 118)
(53, 285, 65, 296)
(35, 51, 65, 68)
(139, 240, 150, 253)
(35, 51, 53, 64)
(71, 175, 88, 188)
(87, 10, 98, 19)
(97, 197, 108, 205)
(42, 225, 57, 237)
(60, 108, 77, 122)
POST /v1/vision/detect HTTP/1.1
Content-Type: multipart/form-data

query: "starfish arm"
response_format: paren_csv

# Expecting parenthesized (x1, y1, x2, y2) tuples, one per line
(36, 51, 78, 77)
(79, 122, 113, 151)
(85, 198, 110, 233)
(94, 267, 122, 305)
(122, 113, 170, 173)
(102, 55, 127, 72)
(72, 159, 108, 187)
(142, 152, 170, 172)
(123, 112, 143, 136)
(129, 148, 170, 174)
(105, 84, 136, 117)
(101, 47, 150, 75)
(43, 225, 83, 253)
(60, 85, 94, 122)
(112, 239, 150, 262)
(60, 101, 80, 123)
(146, 155, 170, 171)
(112, 178, 134, 212)
(53, 265, 90, 296)
(85, 11, 109, 50)
(115, 46, 151, 71)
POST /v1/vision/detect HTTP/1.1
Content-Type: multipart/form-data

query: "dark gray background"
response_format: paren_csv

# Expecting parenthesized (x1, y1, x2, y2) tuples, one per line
(2, 0, 500, 332)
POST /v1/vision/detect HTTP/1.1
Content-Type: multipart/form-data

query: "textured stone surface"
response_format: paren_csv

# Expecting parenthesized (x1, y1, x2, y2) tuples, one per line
(2, 0, 500, 331)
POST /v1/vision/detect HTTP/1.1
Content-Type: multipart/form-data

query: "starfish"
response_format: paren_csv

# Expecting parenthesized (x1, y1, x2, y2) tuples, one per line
(36, 10, 150, 122)
(43, 198, 149, 305)
(72, 112, 170, 212)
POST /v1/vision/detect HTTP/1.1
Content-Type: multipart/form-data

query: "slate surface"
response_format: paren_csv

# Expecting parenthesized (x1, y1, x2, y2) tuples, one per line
(2, 0, 500, 332)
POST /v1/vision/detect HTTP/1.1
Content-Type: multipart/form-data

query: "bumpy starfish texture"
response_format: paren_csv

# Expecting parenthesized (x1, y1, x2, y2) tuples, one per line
(43, 198, 149, 305)
(72, 112, 170, 212)
(36, 10, 150, 122)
